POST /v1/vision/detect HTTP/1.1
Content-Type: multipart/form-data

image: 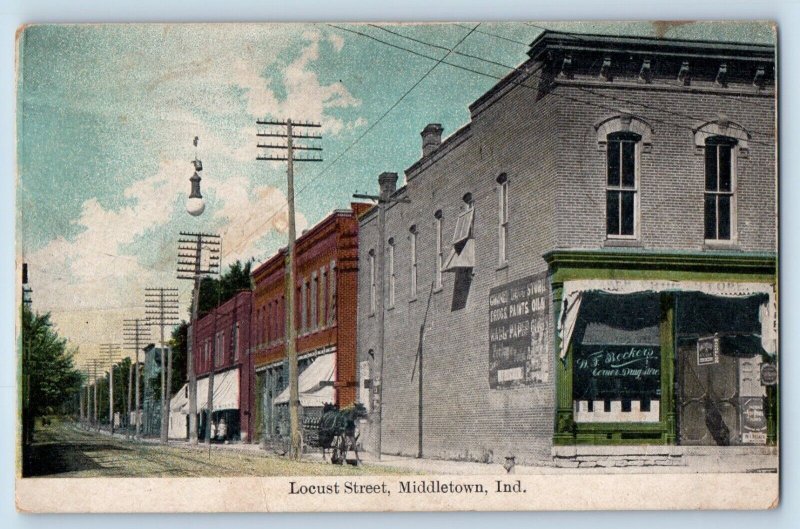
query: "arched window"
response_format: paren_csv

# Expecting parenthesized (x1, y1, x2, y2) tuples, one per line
(606, 131, 641, 238)
(704, 136, 738, 241)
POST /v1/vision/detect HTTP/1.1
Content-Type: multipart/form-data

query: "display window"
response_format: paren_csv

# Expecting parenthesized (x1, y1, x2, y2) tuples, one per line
(572, 292, 661, 423)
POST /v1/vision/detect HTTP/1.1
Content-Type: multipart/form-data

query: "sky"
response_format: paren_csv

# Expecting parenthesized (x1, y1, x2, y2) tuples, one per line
(16, 21, 775, 368)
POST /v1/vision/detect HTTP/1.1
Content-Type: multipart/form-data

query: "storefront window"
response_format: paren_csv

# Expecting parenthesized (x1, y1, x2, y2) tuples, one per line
(572, 292, 661, 422)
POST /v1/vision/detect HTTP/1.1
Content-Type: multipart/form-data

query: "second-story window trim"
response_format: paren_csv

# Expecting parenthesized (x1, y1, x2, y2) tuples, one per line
(704, 135, 738, 242)
(606, 131, 641, 239)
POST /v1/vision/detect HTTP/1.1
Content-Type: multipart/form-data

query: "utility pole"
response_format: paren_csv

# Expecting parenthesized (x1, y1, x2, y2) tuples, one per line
(354, 172, 408, 460)
(178, 232, 220, 444)
(85, 359, 103, 430)
(257, 118, 322, 460)
(100, 344, 121, 434)
(123, 319, 150, 438)
(145, 288, 179, 444)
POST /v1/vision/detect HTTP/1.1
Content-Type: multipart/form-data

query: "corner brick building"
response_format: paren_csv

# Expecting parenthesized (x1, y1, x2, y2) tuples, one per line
(357, 32, 777, 465)
(250, 203, 368, 444)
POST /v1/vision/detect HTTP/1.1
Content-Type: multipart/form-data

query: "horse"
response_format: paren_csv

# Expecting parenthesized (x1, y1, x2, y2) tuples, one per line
(318, 403, 368, 465)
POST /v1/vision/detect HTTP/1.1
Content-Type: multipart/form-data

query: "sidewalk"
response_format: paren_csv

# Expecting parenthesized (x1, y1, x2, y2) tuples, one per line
(77, 424, 778, 475)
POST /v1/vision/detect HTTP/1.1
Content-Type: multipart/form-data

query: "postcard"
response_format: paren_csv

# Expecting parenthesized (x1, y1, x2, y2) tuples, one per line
(15, 21, 778, 512)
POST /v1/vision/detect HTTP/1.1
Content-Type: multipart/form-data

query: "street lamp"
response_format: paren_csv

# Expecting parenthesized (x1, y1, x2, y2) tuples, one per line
(186, 137, 205, 217)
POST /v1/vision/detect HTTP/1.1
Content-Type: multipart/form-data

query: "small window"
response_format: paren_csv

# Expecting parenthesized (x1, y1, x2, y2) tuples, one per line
(704, 136, 737, 241)
(409, 226, 418, 299)
(368, 250, 376, 315)
(606, 132, 640, 238)
(388, 238, 396, 308)
(497, 174, 508, 266)
(300, 280, 308, 333)
(311, 272, 318, 331)
(234, 322, 240, 360)
(443, 200, 475, 272)
(328, 260, 337, 325)
(434, 210, 443, 290)
(320, 267, 327, 329)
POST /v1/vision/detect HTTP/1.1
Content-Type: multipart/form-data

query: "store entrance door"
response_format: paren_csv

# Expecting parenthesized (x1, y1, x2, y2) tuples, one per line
(676, 293, 768, 446)
(677, 338, 739, 445)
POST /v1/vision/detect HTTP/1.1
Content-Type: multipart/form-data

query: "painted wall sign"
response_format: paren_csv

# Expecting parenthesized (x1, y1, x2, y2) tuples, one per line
(489, 273, 549, 388)
(760, 363, 778, 386)
(574, 345, 661, 400)
(697, 336, 720, 366)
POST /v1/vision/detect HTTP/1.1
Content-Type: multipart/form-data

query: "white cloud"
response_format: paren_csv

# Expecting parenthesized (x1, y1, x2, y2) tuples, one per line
(26, 32, 361, 362)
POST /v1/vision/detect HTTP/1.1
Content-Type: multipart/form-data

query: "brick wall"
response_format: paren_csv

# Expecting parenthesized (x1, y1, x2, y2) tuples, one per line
(357, 36, 776, 465)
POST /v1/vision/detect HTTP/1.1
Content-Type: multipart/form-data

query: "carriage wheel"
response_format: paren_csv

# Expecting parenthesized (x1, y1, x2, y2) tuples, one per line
(331, 434, 345, 465)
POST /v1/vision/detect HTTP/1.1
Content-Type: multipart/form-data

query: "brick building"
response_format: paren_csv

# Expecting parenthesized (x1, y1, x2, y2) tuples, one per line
(356, 32, 777, 465)
(172, 290, 253, 442)
(250, 203, 368, 444)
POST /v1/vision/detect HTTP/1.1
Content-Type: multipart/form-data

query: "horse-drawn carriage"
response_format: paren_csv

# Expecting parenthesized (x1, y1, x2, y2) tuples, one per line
(304, 403, 368, 465)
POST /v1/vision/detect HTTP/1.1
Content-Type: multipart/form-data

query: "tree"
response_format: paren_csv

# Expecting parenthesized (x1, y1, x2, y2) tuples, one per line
(169, 321, 188, 391)
(197, 260, 253, 316)
(21, 306, 82, 441)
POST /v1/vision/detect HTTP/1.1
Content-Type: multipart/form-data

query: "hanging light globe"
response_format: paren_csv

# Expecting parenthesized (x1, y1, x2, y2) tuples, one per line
(186, 159, 205, 216)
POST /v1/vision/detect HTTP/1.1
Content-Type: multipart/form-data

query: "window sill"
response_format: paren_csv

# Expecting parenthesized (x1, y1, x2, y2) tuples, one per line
(409, 297, 418, 304)
(433, 286, 443, 294)
(703, 240, 739, 251)
(387, 305, 395, 311)
(496, 262, 509, 272)
(604, 237, 642, 248)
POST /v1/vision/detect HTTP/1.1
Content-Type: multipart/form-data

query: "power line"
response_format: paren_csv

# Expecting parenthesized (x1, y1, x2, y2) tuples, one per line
(454, 23, 534, 46)
(367, 23, 774, 140)
(332, 24, 774, 148)
(222, 23, 482, 260)
(368, 24, 516, 72)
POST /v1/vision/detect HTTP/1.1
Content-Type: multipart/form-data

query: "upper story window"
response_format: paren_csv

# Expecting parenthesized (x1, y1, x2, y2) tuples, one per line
(497, 173, 509, 266)
(300, 279, 308, 334)
(311, 271, 318, 331)
(443, 194, 475, 272)
(328, 260, 337, 325)
(704, 136, 738, 242)
(368, 250, 376, 315)
(388, 237, 396, 309)
(694, 118, 750, 244)
(434, 210, 443, 290)
(233, 322, 240, 360)
(606, 131, 640, 238)
(409, 225, 418, 300)
(215, 331, 224, 366)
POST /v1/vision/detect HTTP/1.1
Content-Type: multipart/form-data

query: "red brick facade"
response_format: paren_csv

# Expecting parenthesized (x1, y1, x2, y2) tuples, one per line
(192, 290, 253, 440)
(251, 203, 369, 408)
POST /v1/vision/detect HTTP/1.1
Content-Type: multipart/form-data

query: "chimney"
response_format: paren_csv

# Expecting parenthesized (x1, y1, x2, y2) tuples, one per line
(378, 172, 398, 200)
(421, 123, 444, 157)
